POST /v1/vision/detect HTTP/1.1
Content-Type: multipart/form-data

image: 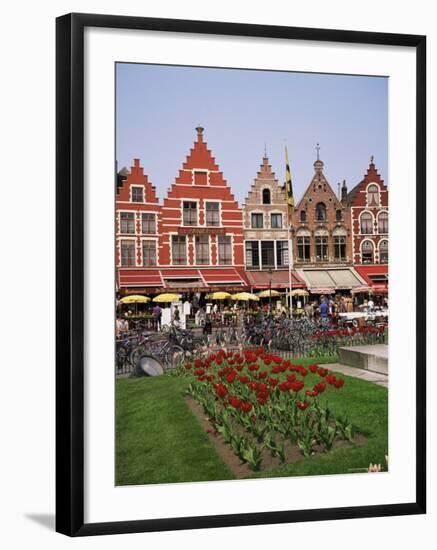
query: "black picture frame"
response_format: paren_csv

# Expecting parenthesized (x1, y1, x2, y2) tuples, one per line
(56, 12, 426, 537)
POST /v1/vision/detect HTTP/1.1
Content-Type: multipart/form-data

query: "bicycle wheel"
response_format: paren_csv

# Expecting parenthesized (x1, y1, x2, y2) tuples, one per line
(164, 345, 185, 370)
(137, 354, 165, 376)
(129, 345, 146, 367)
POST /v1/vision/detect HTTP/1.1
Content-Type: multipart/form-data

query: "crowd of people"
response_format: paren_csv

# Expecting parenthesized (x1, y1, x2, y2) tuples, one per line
(116, 293, 388, 339)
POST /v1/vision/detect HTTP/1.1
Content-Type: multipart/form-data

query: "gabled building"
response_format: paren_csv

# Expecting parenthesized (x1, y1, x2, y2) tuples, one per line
(242, 155, 304, 290)
(346, 157, 389, 294)
(292, 150, 366, 295)
(116, 159, 163, 292)
(158, 126, 248, 291)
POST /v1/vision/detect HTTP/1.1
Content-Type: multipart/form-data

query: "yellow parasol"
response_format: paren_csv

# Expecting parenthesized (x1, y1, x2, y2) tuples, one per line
(258, 289, 281, 298)
(119, 295, 150, 304)
(207, 291, 232, 300)
(152, 293, 181, 303)
(291, 289, 309, 297)
(231, 292, 259, 301)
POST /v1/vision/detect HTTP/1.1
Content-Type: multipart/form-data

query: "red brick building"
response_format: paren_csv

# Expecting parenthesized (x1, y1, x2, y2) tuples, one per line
(346, 157, 389, 293)
(115, 159, 163, 292)
(157, 126, 247, 291)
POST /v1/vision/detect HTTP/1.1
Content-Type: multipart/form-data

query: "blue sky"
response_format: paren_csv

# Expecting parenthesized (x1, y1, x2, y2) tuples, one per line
(116, 63, 388, 203)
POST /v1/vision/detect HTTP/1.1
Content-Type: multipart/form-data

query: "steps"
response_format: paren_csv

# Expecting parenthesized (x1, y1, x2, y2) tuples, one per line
(338, 344, 388, 375)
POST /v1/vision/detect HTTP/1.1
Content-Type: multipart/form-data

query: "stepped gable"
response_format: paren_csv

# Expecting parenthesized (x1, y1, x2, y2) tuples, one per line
(116, 158, 159, 204)
(244, 155, 284, 205)
(346, 157, 387, 206)
(164, 126, 238, 203)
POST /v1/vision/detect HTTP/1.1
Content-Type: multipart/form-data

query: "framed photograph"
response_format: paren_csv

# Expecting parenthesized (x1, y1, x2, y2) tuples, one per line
(56, 13, 426, 536)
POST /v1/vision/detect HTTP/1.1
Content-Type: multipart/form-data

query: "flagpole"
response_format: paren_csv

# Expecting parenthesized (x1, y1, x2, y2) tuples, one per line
(288, 224, 294, 317)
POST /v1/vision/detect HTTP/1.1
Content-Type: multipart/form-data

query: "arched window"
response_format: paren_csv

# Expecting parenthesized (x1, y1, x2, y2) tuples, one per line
(362, 240, 374, 264)
(300, 210, 306, 222)
(335, 209, 342, 221)
(379, 240, 388, 263)
(360, 212, 373, 234)
(262, 188, 271, 204)
(378, 211, 388, 234)
(315, 202, 326, 221)
(367, 184, 379, 206)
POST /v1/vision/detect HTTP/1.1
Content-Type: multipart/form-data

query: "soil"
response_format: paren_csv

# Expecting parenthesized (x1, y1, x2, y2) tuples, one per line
(184, 395, 366, 478)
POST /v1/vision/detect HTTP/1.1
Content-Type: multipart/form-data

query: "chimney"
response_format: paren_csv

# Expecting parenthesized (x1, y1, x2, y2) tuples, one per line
(341, 179, 348, 202)
(195, 126, 204, 143)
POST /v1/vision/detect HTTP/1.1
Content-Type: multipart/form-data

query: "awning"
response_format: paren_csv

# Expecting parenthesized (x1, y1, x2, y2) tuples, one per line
(246, 269, 305, 289)
(200, 268, 247, 286)
(297, 267, 368, 293)
(118, 269, 163, 288)
(354, 265, 389, 293)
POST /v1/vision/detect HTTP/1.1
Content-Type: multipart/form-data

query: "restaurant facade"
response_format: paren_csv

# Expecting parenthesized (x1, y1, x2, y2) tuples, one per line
(115, 127, 389, 299)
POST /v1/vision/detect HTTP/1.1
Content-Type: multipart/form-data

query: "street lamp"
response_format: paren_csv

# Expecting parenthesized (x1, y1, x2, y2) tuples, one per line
(268, 268, 273, 313)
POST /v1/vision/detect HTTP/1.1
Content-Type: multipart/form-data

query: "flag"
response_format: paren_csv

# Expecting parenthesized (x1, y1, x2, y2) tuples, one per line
(285, 147, 294, 223)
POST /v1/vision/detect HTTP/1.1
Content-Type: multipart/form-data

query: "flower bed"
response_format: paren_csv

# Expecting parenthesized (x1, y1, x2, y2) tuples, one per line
(180, 348, 358, 472)
(307, 324, 388, 357)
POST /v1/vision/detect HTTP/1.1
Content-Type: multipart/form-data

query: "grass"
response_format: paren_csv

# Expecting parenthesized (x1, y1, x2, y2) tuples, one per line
(116, 355, 388, 485)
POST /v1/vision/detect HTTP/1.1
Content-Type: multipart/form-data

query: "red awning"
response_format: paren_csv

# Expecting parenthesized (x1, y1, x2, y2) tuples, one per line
(200, 268, 247, 285)
(246, 270, 305, 289)
(118, 269, 163, 288)
(354, 265, 389, 293)
(160, 269, 201, 279)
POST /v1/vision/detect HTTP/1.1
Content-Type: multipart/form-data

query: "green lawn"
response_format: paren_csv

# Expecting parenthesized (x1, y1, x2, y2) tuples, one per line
(116, 356, 388, 485)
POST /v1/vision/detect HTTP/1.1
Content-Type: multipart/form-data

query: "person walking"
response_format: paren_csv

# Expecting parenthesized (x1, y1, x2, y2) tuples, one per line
(152, 303, 162, 331)
(319, 298, 329, 319)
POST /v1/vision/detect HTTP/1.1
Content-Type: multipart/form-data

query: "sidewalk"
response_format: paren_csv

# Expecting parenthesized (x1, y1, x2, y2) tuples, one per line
(324, 363, 388, 388)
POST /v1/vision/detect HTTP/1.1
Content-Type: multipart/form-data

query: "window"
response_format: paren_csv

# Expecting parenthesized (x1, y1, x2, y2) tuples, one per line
(315, 202, 326, 221)
(131, 186, 143, 203)
(297, 236, 311, 262)
(360, 212, 373, 234)
(183, 201, 197, 226)
(205, 202, 220, 227)
(315, 236, 329, 261)
(271, 213, 282, 229)
(195, 235, 209, 265)
(261, 241, 275, 268)
(245, 241, 260, 269)
(141, 213, 156, 234)
(333, 236, 346, 261)
(362, 240, 374, 263)
(262, 188, 271, 204)
(378, 212, 388, 234)
(336, 209, 342, 221)
(142, 241, 156, 266)
(171, 235, 187, 265)
(300, 210, 306, 222)
(218, 235, 232, 265)
(379, 240, 389, 263)
(276, 241, 289, 267)
(194, 171, 207, 185)
(367, 184, 379, 206)
(120, 240, 136, 267)
(120, 212, 135, 234)
(251, 213, 263, 228)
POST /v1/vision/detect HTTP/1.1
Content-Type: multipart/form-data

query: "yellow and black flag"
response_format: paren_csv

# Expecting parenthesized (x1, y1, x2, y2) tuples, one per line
(285, 147, 294, 223)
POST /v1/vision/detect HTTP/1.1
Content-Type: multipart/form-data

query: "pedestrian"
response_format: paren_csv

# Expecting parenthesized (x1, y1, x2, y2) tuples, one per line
(203, 314, 212, 343)
(173, 305, 181, 326)
(320, 298, 329, 319)
(152, 303, 162, 331)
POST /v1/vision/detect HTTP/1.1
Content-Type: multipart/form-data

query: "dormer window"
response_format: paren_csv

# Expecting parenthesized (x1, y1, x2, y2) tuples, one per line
(262, 188, 271, 204)
(131, 186, 144, 203)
